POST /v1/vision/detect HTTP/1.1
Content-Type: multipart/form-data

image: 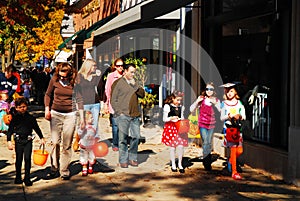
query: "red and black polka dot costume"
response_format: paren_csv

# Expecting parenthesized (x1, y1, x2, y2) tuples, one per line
(161, 104, 188, 147)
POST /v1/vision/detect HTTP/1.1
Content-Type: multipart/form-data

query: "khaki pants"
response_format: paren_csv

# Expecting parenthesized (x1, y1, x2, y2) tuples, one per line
(50, 110, 77, 177)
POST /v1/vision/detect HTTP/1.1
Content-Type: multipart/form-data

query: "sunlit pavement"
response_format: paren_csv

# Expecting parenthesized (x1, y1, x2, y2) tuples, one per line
(0, 106, 299, 201)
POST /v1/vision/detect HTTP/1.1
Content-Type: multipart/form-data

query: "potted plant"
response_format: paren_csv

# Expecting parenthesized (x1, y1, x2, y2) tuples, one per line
(124, 58, 158, 125)
(139, 92, 158, 109)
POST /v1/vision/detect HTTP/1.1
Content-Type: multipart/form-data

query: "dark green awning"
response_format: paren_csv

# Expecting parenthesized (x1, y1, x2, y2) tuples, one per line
(58, 29, 85, 49)
(72, 28, 87, 44)
(85, 12, 118, 39)
(59, 13, 118, 48)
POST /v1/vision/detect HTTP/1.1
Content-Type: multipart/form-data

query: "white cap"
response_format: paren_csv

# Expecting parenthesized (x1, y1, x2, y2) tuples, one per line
(54, 50, 73, 62)
(219, 83, 236, 88)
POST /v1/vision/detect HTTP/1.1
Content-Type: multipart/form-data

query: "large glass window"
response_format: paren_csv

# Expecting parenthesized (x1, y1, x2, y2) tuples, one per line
(221, 14, 274, 144)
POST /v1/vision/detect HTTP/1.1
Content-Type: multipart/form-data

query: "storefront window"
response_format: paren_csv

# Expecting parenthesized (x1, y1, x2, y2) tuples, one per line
(221, 14, 274, 144)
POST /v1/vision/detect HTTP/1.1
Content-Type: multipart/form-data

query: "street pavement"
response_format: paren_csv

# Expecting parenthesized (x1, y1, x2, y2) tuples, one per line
(0, 106, 300, 201)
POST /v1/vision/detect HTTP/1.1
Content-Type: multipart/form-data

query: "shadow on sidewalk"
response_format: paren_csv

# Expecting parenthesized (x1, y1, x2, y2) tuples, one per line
(30, 159, 115, 183)
(0, 160, 10, 170)
(138, 149, 156, 164)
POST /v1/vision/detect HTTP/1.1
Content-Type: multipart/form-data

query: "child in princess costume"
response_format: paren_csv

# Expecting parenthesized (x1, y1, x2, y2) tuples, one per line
(220, 83, 246, 180)
(78, 110, 99, 176)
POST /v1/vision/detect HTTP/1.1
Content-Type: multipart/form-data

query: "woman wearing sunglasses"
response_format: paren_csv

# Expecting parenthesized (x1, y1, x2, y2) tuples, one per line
(190, 82, 221, 171)
(44, 62, 84, 180)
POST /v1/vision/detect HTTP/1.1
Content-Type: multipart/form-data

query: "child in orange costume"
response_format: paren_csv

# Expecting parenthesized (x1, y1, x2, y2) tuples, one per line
(220, 83, 246, 180)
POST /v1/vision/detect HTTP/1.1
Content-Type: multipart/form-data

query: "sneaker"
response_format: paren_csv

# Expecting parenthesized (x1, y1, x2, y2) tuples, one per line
(112, 147, 119, 151)
(0, 133, 5, 137)
(232, 173, 243, 180)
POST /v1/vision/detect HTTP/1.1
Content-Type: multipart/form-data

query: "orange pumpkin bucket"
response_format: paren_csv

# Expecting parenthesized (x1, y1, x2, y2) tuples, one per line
(33, 144, 49, 166)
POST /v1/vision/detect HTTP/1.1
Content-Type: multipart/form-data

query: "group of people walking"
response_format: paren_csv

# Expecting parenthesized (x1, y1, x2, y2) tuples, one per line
(5, 57, 145, 185)
(4, 57, 246, 187)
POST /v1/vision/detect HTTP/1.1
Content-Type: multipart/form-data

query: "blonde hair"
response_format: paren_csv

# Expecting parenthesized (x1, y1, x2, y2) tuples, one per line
(78, 59, 96, 79)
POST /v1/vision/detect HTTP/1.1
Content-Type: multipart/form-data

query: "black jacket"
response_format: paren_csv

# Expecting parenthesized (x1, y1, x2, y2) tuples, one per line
(6, 111, 43, 141)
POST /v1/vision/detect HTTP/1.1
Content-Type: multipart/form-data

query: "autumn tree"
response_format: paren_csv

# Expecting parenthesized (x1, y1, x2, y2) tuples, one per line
(16, 9, 65, 64)
(0, 0, 66, 70)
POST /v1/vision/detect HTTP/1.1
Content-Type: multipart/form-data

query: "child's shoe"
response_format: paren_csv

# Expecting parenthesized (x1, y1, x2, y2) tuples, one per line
(179, 168, 185, 174)
(171, 167, 177, 172)
(88, 166, 93, 174)
(82, 169, 88, 176)
(82, 165, 88, 176)
(232, 173, 242, 180)
(24, 179, 33, 186)
(14, 178, 23, 184)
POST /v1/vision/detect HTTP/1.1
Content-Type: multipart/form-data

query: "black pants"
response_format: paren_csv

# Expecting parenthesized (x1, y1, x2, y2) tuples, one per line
(15, 140, 32, 180)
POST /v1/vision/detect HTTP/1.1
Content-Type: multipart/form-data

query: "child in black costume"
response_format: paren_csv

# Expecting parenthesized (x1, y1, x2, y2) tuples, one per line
(7, 97, 45, 186)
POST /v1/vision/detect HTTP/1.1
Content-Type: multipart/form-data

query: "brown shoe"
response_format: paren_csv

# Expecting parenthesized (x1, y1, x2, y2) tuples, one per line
(129, 160, 138, 167)
(120, 163, 128, 168)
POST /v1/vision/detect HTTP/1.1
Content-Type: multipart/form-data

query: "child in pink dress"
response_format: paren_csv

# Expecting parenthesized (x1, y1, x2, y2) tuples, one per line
(162, 91, 188, 173)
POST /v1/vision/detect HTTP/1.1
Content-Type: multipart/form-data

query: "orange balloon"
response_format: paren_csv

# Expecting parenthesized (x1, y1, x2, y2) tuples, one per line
(93, 142, 109, 157)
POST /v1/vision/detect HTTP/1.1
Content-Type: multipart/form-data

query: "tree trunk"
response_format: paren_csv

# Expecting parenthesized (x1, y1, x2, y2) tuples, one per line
(1, 54, 5, 71)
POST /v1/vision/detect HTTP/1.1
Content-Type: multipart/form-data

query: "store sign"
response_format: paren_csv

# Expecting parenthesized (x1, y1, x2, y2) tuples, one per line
(121, 0, 146, 12)
(82, 0, 101, 18)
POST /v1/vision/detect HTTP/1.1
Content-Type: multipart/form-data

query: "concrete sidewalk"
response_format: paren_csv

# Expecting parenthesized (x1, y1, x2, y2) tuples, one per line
(0, 108, 300, 201)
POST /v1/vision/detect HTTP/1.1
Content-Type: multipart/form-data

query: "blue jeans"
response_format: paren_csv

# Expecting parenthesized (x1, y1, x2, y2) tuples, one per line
(200, 127, 215, 158)
(84, 103, 100, 138)
(116, 115, 140, 163)
(110, 114, 119, 148)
